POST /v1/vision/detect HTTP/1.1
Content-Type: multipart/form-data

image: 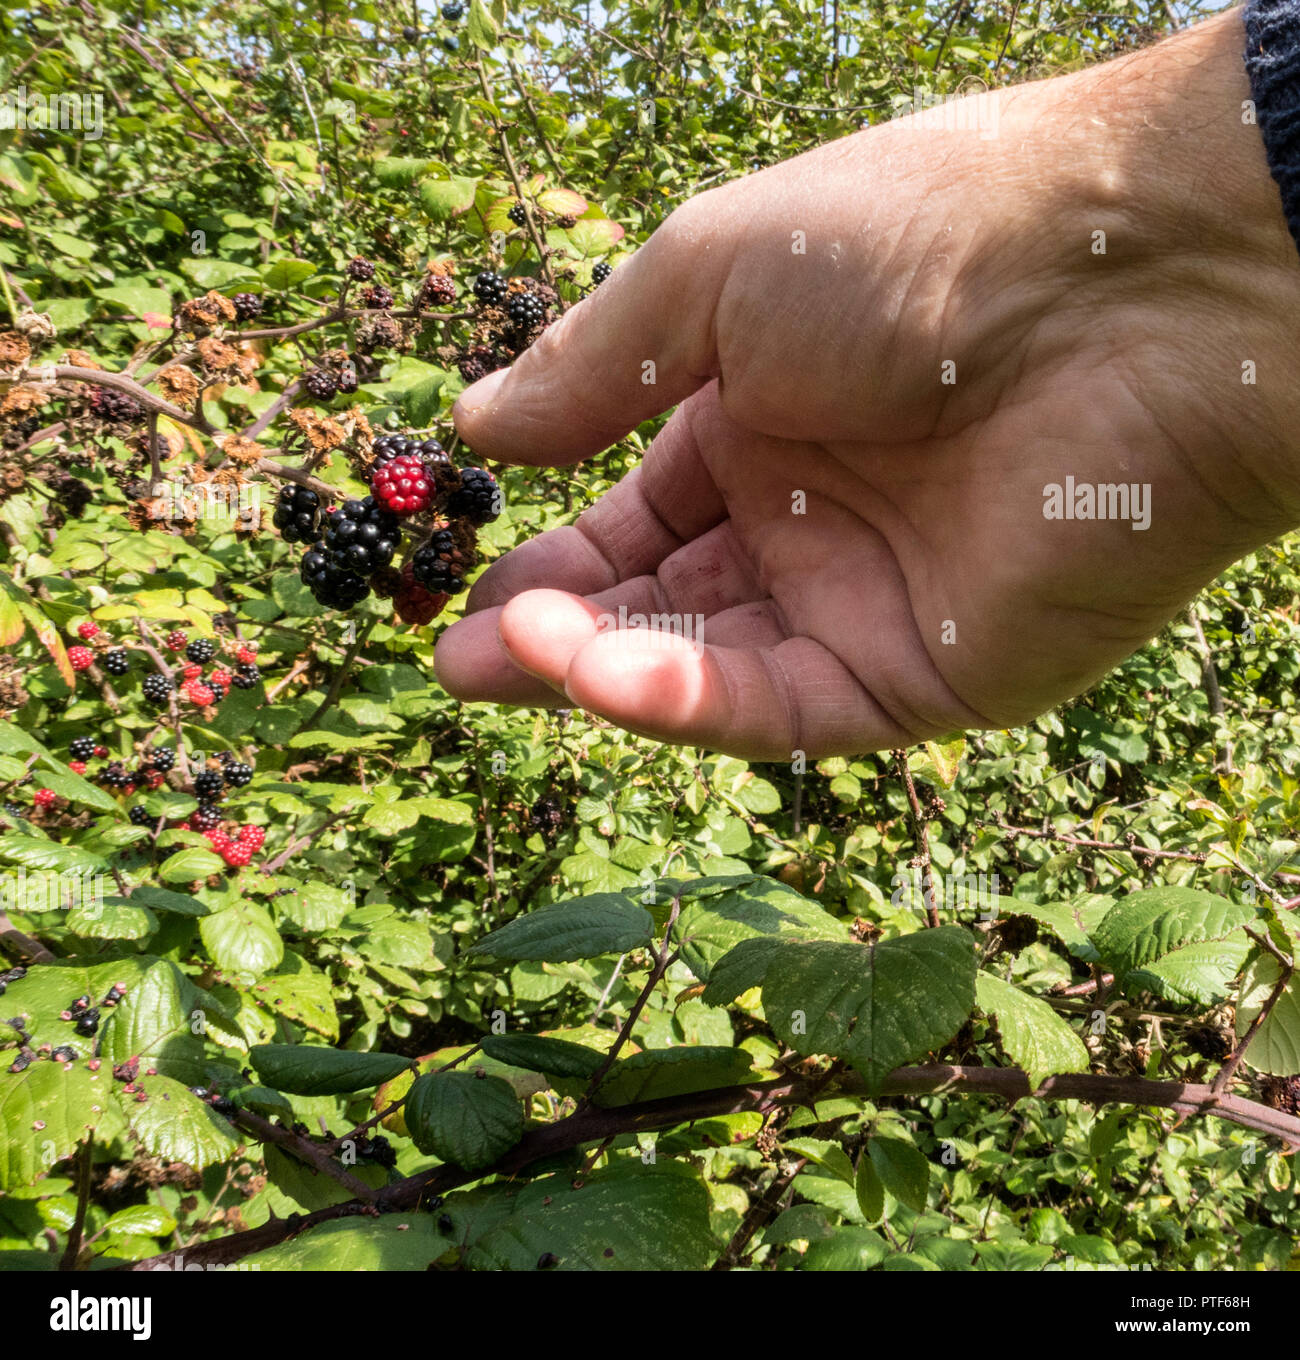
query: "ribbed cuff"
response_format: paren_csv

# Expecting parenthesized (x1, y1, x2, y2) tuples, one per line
(1244, 0, 1300, 253)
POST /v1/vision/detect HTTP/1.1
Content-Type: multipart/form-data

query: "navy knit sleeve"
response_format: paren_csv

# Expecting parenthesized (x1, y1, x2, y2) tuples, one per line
(1244, 0, 1300, 253)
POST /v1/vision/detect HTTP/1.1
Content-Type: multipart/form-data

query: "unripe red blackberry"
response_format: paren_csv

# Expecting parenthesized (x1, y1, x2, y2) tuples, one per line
(394, 560, 448, 625)
(303, 368, 338, 402)
(69, 646, 95, 672)
(77, 621, 99, 640)
(33, 788, 56, 809)
(165, 630, 187, 650)
(371, 454, 434, 516)
(346, 256, 376, 281)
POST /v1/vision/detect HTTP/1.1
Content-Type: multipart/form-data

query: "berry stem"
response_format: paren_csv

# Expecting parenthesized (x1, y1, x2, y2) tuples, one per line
(52, 364, 216, 435)
(296, 616, 376, 734)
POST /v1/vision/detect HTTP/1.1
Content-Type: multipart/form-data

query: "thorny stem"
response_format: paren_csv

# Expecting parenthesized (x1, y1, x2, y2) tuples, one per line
(894, 749, 940, 928)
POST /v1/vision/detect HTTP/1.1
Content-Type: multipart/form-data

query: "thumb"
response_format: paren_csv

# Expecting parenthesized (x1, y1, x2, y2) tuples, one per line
(452, 203, 725, 466)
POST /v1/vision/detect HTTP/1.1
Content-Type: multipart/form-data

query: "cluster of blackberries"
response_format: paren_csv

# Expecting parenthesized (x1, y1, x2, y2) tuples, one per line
(273, 485, 324, 544)
(89, 387, 143, 424)
(373, 433, 450, 475)
(592, 261, 613, 285)
(142, 673, 172, 707)
(102, 648, 130, 677)
(472, 271, 509, 306)
(232, 293, 263, 321)
(506, 292, 546, 331)
(129, 805, 155, 826)
(507, 201, 528, 226)
(304, 368, 338, 402)
(322, 498, 401, 578)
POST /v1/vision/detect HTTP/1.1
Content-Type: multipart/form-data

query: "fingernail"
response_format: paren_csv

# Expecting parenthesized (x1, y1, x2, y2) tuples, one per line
(457, 366, 509, 413)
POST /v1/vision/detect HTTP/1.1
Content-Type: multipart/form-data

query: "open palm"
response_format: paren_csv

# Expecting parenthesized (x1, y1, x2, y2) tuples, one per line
(437, 12, 1300, 757)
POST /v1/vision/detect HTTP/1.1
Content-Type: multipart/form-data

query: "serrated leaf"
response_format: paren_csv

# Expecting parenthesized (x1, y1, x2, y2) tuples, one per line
(0, 835, 107, 874)
(1013, 896, 1114, 963)
(119, 1075, 237, 1170)
(261, 258, 316, 290)
(200, 900, 283, 977)
(66, 897, 158, 941)
(0, 1062, 115, 1191)
(103, 1204, 177, 1237)
(755, 928, 977, 1092)
(405, 1070, 524, 1170)
(250, 1044, 411, 1095)
(470, 894, 654, 962)
(466, 0, 498, 48)
(1094, 887, 1254, 983)
(867, 1134, 930, 1212)
(565, 218, 624, 256)
(158, 847, 225, 883)
(1236, 953, 1300, 1075)
(976, 973, 1089, 1086)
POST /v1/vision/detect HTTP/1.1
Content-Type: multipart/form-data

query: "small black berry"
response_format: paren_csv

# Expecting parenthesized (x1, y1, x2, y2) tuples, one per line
(411, 528, 475, 594)
(186, 638, 217, 664)
(346, 256, 375, 282)
(192, 803, 222, 831)
(232, 293, 263, 321)
(507, 201, 527, 226)
(194, 770, 225, 800)
(592, 261, 613, 285)
(303, 368, 338, 402)
(362, 284, 394, 310)
(102, 648, 130, 677)
(224, 762, 254, 789)
(150, 746, 176, 773)
(142, 673, 173, 707)
(472, 271, 509, 306)
(69, 736, 95, 761)
(446, 467, 501, 526)
(129, 805, 154, 827)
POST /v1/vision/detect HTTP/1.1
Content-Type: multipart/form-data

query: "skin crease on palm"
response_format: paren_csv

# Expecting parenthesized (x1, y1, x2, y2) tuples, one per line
(436, 9, 1300, 760)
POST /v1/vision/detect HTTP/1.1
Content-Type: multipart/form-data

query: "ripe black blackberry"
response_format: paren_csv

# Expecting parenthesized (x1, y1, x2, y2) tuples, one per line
(303, 368, 338, 402)
(472, 271, 509, 306)
(192, 802, 222, 831)
(272, 484, 323, 544)
(346, 256, 375, 281)
(150, 746, 175, 773)
(129, 805, 154, 827)
(186, 638, 217, 664)
(446, 467, 500, 525)
(74, 1007, 100, 1036)
(69, 736, 95, 762)
(233, 293, 263, 321)
(320, 498, 400, 578)
(411, 528, 475, 594)
(142, 673, 173, 707)
(362, 284, 394, 310)
(300, 549, 372, 610)
(371, 432, 414, 469)
(193, 770, 225, 801)
(232, 662, 260, 688)
(507, 201, 527, 226)
(592, 261, 613, 285)
(102, 648, 130, 677)
(224, 762, 253, 789)
(506, 292, 546, 331)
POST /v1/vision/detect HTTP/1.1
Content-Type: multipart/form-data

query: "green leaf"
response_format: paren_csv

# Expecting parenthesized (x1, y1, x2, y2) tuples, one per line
(867, 1134, 930, 1213)
(120, 1075, 238, 1170)
(250, 1044, 411, 1095)
(855, 1154, 885, 1222)
(1094, 887, 1254, 979)
(466, 0, 499, 49)
(66, 897, 158, 941)
(1009, 896, 1113, 964)
(565, 218, 625, 256)
(261, 258, 316, 290)
(102, 1204, 177, 1238)
(470, 894, 654, 962)
(674, 877, 849, 980)
(419, 176, 479, 220)
(479, 1034, 605, 1080)
(129, 886, 211, 917)
(754, 927, 977, 1091)
(159, 847, 226, 883)
(100, 960, 207, 1082)
(0, 835, 107, 874)
(462, 1162, 716, 1270)
(592, 1046, 754, 1107)
(404, 1071, 524, 1170)
(976, 973, 1089, 1087)
(1235, 953, 1300, 1076)
(0, 1062, 115, 1190)
(801, 1226, 891, 1270)
(200, 900, 284, 977)
(255, 953, 338, 1039)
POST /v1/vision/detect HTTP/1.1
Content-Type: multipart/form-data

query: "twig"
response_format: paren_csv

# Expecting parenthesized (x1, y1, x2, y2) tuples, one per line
(1210, 928, 1294, 1096)
(297, 617, 376, 732)
(894, 749, 940, 927)
(1187, 605, 1232, 771)
(995, 820, 1207, 863)
(59, 1136, 94, 1270)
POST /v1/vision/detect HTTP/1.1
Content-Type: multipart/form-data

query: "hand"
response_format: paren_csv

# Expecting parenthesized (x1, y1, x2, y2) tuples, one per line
(437, 10, 1300, 759)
